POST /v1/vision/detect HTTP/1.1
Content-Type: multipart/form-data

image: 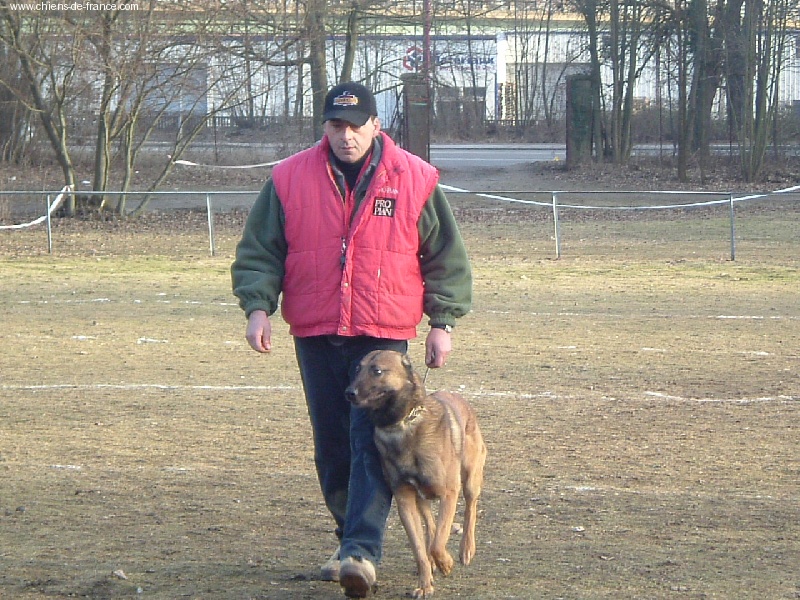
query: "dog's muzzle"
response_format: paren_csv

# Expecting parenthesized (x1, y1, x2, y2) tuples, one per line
(344, 386, 358, 405)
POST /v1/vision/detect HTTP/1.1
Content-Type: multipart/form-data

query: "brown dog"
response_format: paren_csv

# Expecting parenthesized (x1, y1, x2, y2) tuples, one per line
(345, 350, 487, 598)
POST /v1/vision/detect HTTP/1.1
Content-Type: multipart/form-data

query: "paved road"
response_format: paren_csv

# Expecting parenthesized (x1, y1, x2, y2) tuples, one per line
(428, 143, 800, 168)
(430, 144, 565, 168)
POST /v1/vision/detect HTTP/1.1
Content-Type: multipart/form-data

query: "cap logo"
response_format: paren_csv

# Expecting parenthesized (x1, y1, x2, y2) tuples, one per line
(333, 92, 359, 108)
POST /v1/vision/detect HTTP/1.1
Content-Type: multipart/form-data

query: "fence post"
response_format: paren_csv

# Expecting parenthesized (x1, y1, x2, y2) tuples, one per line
(46, 194, 53, 254)
(552, 191, 561, 259)
(728, 193, 736, 261)
(206, 193, 216, 256)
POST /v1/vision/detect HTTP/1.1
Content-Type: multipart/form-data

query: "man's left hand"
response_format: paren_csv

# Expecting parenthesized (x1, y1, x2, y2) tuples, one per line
(425, 327, 452, 368)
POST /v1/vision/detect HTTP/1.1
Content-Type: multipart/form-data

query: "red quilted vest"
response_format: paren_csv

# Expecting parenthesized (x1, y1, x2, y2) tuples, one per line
(272, 132, 439, 339)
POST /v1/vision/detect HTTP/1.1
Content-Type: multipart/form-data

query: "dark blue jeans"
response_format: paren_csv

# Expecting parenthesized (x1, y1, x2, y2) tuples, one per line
(294, 335, 408, 564)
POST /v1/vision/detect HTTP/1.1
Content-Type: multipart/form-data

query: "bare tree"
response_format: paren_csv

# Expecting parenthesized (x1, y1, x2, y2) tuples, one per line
(0, 41, 30, 163)
(734, 0, 792, 181)
(117, 5, 259, 215)
(668, 0, 793, 181)
(611, 0, 673, 162)
(0, 1, 256, 215)
(442, 0, 498, 134)
(0, 4, 80, 211)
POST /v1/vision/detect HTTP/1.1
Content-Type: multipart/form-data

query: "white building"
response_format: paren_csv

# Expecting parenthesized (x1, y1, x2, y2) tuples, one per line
(204, 25, 800, 125)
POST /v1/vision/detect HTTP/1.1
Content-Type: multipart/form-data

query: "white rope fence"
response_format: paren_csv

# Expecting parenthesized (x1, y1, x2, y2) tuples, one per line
(2, 179, 797, 260)
(439, 183, 800, 260)
(172, 158, 281, 169)
(440, 183, 800, 210)
(0, 185, 72, 230)
(0, 185, 72, 254)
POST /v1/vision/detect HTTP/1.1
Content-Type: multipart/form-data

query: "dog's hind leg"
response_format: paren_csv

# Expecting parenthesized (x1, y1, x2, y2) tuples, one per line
(460, 434, 487, 565)
(396, 487, 435, 598)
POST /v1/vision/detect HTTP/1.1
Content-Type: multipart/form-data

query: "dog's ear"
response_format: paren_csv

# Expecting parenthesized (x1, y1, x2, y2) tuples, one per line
(401, 353, 426, 391)
(401, 353, 416, 380)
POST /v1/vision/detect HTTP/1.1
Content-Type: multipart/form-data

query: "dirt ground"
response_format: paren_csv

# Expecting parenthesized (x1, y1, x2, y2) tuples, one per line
(1, 157, 799, 599)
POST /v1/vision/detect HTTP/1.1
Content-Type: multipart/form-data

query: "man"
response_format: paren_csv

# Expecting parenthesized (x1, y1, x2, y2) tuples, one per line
(231, 81, 472, 598)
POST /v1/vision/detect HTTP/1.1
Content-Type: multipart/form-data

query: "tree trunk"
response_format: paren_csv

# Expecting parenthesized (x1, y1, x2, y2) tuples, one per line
(305, 0, 328, 141)
(340, 6, 358, 83)
(723, 0, 747, 138)
(92, 11, 117, 208)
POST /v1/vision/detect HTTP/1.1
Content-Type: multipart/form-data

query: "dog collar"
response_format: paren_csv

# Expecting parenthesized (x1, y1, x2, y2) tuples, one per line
(405, 405, 425, 424)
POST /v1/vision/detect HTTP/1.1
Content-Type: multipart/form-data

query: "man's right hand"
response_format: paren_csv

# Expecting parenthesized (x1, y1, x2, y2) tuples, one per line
(245, 310, 272, 353)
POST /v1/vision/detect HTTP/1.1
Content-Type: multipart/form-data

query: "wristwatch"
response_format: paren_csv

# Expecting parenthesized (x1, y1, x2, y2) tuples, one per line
(431, 324, 453, 333)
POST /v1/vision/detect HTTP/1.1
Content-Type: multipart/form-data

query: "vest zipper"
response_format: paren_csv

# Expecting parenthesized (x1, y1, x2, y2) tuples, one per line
(341, 186, 356, 269)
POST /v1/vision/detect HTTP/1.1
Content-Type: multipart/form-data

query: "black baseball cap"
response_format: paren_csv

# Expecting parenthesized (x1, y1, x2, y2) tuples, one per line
(322, 82, 378, 126)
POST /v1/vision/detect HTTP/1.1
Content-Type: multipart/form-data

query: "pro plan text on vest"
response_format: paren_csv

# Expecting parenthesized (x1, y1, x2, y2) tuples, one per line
(373, 197, 396, 217)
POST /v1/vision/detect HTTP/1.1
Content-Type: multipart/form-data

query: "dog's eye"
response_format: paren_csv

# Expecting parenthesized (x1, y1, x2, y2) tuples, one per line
(371, 367, 383, 376)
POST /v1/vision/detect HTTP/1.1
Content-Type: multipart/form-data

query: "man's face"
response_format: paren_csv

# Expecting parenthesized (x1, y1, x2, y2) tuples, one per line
(324, 117, 381, 163)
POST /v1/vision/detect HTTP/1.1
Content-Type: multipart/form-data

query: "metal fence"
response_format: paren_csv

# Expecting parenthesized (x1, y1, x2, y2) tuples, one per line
(2, 186, 798, 259)
(0, 188, 254, 256)
(443, 185, 800, 260)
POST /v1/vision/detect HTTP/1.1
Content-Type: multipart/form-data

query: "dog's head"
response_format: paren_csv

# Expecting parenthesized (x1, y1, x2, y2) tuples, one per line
(345, 350, 425, 428)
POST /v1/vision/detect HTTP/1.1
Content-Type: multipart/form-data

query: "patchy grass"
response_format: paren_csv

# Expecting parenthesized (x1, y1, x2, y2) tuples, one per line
(1, 206, 799, 600)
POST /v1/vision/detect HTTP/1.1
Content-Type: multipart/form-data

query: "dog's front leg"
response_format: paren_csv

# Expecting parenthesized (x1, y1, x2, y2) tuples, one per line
(417, 496, 436, 558)
(395, 487, 434, 598)
(430, 489, 458, 576)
